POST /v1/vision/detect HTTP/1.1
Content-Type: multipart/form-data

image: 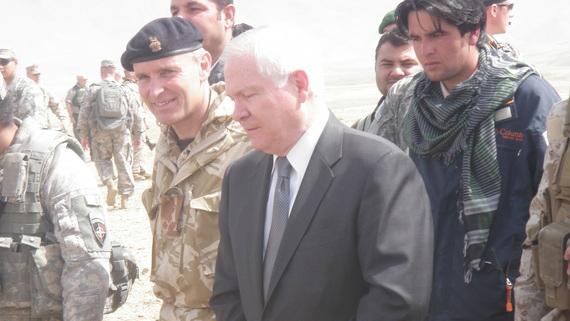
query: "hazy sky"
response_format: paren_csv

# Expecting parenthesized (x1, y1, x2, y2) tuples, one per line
(2, 0, 569, 104)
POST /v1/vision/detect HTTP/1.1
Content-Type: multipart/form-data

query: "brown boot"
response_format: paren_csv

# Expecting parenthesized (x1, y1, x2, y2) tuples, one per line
(120, 194, 129, 209)
(134, 170, 151, 181)
(105, 180, 117, 207)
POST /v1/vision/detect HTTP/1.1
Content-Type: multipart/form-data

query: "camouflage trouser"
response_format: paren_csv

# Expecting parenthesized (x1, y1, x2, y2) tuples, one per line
(515, 247, 555, 320)
(159, 305, 215, 321)
(0, 309, 61, 321)
(91, 127, 134, 195)
(71, 112, 81, 141)
(132, 132, 149, 174)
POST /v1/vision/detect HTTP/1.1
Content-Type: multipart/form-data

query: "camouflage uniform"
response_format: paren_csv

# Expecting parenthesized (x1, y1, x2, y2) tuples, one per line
(352, 98, 383, 132)
(65, 83, 89, 140)
(3, 75, 43, 122)
(515, 98, 570, 321)
(488, 35, 520, 59)
(36, 85, 72, 133)
(366, 74, 416, 152)
(208, 58, 224, 85)
(141, 83, 250, 321)
(0, 118, 111, 321)
(77, 79, 142, 197)
(122, 79, 150, 177)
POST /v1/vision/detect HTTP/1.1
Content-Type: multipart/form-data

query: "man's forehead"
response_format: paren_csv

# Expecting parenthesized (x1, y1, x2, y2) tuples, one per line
(408, 10, 451, 34)
(171, 0, 214, 9)
(133, 54, 190, 73)
(379, 42, 413, 55)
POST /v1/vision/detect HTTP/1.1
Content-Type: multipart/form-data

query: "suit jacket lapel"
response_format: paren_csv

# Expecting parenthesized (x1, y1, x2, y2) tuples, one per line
(240, 152, 273, 313)
(265, 115, 344, 303)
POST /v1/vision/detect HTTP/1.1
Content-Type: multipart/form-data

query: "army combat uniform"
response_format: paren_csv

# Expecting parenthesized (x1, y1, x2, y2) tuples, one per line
(36, 85, 72, 133)
(77, 79, 143, 202)
(65, 83, 89, 140)
(122, 79, 151, 178)
(3, 75, 43, 122)
(0, 118, 111, 321)
(141, 83, 250, 321)
(515, 98, 570, 321)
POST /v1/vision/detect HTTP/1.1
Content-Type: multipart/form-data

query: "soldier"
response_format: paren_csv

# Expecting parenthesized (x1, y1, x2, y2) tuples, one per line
(515, 96, 570, 321)
(76, 60, 142, 209)
(0, 85, 111, 320)
(0, 49, 43, 122)
(121, 17, 250, 320)
(484, 0, 519, 57)
(353, 30, 420, 132)
(170, 0, 235, 84)
(25, 64, 72, 133)
(122, 69, 152, 180)
(378, 9, 397, 34)
(65, 74, 89, 140)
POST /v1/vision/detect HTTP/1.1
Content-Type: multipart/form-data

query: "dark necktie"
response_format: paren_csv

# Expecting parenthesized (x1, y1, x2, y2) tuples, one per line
(263, 156, 292, 302)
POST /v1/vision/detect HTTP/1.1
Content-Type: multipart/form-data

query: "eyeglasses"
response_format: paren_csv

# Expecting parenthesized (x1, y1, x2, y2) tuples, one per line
(498, 3, 514, 10)
(0, 59, 12, 66)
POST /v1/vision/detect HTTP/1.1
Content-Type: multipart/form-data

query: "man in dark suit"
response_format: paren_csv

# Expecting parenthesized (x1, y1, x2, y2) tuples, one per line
(210, 26, 434, 321)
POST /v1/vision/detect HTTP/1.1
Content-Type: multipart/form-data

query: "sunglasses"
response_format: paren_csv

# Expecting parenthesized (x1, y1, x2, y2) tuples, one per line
(0, 58, 12, 66)
(498, 3, 514, 10)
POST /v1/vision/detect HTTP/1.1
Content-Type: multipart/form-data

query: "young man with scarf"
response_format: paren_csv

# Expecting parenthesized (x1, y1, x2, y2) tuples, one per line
(389, 0, 560, 320)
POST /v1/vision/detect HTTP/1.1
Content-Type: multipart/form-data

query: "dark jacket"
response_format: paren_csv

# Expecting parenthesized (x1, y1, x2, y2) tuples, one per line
(211, 114, 434, 321)
(411, 75, 560, 321)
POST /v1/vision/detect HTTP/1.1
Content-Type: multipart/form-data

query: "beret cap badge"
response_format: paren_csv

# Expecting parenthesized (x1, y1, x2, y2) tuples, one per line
(149, 37, 162, 52)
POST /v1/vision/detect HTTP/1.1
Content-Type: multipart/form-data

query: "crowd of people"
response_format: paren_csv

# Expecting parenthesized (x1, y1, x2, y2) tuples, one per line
(0, 0, 569, 320)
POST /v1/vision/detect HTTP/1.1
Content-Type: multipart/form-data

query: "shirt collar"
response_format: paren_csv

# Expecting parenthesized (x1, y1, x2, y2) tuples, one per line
(272, 107, 329, 177)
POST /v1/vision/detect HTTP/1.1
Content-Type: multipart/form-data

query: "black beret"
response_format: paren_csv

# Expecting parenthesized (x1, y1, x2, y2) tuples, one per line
(121, 17, 203, 71)
(484, 0, 507, 5)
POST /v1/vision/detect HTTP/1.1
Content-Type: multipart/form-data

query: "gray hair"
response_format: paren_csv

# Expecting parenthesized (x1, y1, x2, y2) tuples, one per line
(223, 25, 325, 99)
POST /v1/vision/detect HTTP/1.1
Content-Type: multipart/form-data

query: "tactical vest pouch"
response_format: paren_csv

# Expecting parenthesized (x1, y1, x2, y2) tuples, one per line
(30, 244, 63, 317)
(538, 221, 570, 309)
(0, 248, 32, 309)
(1, 152, 29, 202)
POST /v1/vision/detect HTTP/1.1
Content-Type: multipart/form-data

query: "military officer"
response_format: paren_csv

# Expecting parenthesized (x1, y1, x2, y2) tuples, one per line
(122, 17, 250, 321)
(0, 85, 111, 320)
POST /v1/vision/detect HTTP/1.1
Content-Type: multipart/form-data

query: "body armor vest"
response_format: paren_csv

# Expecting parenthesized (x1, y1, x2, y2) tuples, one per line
(536, 99, 570, 310)
(0, 119, 83, 319)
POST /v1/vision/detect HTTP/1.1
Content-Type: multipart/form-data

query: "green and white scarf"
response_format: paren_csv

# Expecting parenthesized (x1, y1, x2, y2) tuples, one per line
(404, 47, 535, 282)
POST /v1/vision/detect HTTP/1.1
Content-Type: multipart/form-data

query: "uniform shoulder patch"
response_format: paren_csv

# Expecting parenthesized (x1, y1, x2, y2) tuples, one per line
(90, 216, 107, 247)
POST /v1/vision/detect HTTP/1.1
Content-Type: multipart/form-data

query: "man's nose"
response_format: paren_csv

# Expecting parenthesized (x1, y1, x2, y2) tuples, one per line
(232, 101, 250, 121)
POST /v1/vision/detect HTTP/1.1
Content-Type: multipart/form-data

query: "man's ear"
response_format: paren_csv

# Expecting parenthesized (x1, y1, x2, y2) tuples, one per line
(468, 28, 481, 46)
(488, 4, 499, 18)
(199, 51, 212, 81)
(290, 70, 309, 103)
(221, 4, 236, 30)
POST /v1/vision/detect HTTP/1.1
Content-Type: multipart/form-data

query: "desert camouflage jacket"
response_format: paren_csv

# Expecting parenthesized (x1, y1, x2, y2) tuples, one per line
(515, 98, 570, 321)
(141, 83, 250, 318)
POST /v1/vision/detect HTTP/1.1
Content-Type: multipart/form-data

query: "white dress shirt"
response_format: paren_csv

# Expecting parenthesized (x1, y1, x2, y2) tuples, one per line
(263, 108, 329, 251)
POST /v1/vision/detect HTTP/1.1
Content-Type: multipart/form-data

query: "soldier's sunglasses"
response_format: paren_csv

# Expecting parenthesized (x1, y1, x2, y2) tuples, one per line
(0, 59, 12, 66)
(498, 3, 514, 10)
